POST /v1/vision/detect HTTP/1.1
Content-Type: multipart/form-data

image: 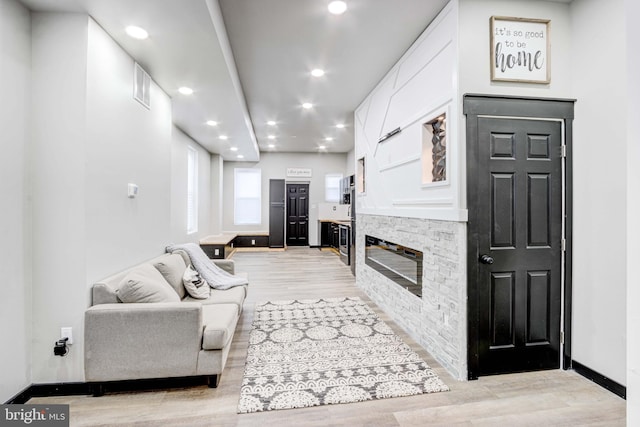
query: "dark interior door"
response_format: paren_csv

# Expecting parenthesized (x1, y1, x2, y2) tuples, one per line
(476, 117, 563, 375)
(269, 179, 285, 248)
(286, 183, 309, 246)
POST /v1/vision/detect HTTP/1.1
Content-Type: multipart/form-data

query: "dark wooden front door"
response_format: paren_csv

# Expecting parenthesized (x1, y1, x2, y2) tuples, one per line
(286, 183, 309, 246)
(474, 117, 563, 376)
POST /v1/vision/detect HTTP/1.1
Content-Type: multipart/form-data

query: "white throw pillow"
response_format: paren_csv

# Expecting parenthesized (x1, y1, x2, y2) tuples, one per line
(182, 265, 210, 299)
(117, 264, 180, 303)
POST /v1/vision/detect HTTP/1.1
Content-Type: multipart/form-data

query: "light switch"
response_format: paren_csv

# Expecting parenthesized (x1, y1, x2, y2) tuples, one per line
(127, 183, 138, 198)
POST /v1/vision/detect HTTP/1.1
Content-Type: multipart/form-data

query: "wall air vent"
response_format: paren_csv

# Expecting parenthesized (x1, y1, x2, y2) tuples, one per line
(133, 62, 150, 109)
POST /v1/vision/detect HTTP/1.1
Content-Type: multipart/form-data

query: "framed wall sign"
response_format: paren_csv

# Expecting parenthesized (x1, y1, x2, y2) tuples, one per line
(490, 16, 550, 84)
(286, 168, 312, 178)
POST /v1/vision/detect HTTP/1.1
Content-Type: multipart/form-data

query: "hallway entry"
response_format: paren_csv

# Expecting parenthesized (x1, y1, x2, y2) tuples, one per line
(464, 95, 575, 380)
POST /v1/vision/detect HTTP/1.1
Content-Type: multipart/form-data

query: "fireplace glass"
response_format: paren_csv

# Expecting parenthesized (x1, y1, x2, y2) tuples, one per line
(365, 235, 423, 298)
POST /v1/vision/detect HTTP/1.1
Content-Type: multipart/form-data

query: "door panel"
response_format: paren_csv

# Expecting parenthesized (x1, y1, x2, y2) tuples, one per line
(286, 183, 309, 246)
(477, 117, 562, 376)
(528, 174, 551, 247)
(491, 173, 515, 248)
(527, 271, 551, 344)
(490, 272, 515, 349)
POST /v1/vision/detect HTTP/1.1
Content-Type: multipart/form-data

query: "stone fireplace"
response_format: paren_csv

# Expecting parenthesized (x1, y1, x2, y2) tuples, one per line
(356, 214, 467, 380)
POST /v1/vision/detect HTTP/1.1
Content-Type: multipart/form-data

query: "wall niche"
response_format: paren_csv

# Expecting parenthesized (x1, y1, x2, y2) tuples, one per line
(421, 113, 447, 184)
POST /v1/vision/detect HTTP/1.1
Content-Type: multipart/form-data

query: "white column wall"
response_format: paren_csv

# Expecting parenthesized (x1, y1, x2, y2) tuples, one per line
(0, 0, 32, 403)
(209, 154, 224, 235)
(626, 0, 640, 421)
(30, 12, 89, 383)
(569, 0, 627, 386)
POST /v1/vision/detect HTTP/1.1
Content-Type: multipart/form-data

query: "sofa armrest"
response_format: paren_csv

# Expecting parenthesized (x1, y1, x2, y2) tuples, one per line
(84, 302, 203, 382)
(212, 259, 235, 275)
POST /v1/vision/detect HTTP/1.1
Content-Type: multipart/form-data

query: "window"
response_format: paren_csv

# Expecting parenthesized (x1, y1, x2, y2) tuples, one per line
(234, 168, 261, 225)
(187, 147, 198, 234)
(325, 173, 343, 202)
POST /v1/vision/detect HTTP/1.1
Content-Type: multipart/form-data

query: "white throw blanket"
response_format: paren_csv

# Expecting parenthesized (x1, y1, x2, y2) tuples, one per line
(166, 243, 248, 290)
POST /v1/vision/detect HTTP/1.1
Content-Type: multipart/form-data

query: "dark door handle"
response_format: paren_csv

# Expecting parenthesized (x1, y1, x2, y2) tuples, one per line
(479, 254, 494, 265)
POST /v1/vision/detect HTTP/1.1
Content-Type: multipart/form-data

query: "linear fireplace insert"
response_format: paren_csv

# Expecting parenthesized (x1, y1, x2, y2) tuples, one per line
(365, 235, 423, 298)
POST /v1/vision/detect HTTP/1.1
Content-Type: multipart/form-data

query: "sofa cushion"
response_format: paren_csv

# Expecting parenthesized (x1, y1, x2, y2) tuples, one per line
(182, 265, 211, 299)
(117, 264, 180, 303)
(153, 254, 187, 299)
(201, 304, 239, 350)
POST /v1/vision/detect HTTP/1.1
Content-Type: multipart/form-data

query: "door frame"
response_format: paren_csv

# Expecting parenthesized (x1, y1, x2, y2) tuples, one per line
(464, 94, 575, 380)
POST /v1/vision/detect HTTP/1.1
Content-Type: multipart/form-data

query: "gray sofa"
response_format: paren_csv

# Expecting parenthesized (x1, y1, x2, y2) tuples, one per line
(84, 249, 247, 395)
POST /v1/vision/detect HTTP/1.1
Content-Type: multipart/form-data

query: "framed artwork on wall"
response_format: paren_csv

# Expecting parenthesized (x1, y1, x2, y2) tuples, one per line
(490, 16, 551, 84)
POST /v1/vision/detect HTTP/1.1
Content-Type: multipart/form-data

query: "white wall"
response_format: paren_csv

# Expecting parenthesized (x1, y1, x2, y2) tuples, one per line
(458, 0, 573, 100)
(354, 2, 464, 222)
(28, 14, 212, 385)
(626, 0, 640, 419)
(569, 0, 627, 386)
(0, 0, 32, 403)
(458, 0, 628, 387)
(85, 18, 173, 283)
(171, 127, 212, 243)
(30, 11, 89, 384)
(222, 152, 348, 245)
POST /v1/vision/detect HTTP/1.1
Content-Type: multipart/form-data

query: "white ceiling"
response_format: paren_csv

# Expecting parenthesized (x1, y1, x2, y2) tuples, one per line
(18, 0, 449, 161)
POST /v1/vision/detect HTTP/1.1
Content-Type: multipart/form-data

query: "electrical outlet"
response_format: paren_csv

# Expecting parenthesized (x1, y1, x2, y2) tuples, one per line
(214, 248, 220, 256)
(61, 327, 73, 345)
(251, 239, 256, 246)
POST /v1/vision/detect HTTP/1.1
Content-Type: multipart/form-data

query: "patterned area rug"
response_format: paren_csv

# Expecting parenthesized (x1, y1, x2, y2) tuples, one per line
(237, 297, 449, 413)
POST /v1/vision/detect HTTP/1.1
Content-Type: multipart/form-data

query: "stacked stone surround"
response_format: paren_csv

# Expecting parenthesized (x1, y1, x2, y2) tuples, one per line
(356, 214, 467, 380)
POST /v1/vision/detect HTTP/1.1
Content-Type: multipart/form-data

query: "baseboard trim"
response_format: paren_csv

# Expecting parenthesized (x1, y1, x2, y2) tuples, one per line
(5, 382, 90, 404)
(572, 360, 626, 399)
(5, 377, 213, 403)
(5, 384, 33, 404)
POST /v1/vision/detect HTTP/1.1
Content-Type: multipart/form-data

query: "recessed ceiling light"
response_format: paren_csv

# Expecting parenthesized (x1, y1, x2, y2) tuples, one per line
(267, 121, 276, 126)
(336, 123, 345, 129)
(219, 135, 228, 140)
(206, 120, 218, 126)
(230, 146, 238, 151)
(268, 144, 275, 148)
(237, 154, 244, 159)
(125, 25, 148, 40)
(325, 137, 334, 141)
(311, 68, 325, 77)
(302, 102, 313, 109)
(178, 87, 193, 95)
(318, 145, 327, 150)
(267, 135, 276, 140)
(328, 1, 347, 15)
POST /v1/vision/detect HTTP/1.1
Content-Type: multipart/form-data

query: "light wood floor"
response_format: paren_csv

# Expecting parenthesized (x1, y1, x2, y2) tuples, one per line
(30, 247, 626, 426)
